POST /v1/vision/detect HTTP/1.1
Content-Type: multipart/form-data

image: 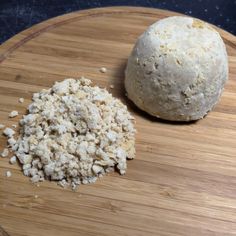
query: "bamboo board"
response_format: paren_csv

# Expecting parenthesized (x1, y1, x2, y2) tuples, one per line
(0, 7, 236, 236)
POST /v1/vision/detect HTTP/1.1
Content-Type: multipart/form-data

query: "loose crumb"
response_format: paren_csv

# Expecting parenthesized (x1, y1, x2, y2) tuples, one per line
(3, 127, 15, 137)
(5, 171, 12, 177)
(12, 124, 17, 129)
(110, 84, 115, 89)
(99, 67, 107, 73)
(9, 156, 17, 164)
(0, 124, 5, 129)
(8, 137, 16, 146)
(19, 98, 24, 103)
(34, 195, 38, 199)
(9, 110, 19, 118)
(1, 148, 9, 158)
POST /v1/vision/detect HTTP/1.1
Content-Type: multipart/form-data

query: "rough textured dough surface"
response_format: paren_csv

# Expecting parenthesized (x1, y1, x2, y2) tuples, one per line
(125, 16, 228, 121)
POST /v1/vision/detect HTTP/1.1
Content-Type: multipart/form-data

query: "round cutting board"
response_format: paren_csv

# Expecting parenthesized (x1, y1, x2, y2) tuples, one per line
(1, 7, 236, 236)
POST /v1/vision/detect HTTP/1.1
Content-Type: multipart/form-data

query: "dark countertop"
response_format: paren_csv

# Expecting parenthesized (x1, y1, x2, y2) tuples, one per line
(0, 0, 235, 44)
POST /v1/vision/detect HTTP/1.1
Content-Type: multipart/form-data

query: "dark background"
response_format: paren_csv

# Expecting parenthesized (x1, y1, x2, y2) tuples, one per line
(0, 0, 235, 44)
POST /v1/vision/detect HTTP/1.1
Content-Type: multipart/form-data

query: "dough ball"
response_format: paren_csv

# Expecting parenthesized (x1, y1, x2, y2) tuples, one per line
(125, 16, 228, 121)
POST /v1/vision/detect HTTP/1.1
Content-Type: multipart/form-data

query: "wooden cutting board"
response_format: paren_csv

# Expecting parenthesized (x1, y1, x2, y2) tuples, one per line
(0, 6, 236, 236)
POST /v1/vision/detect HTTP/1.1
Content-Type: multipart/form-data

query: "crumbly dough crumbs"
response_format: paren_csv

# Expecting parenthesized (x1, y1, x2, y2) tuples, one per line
(1, 148, 9, 158)
(19, 98, 25, 103)
(5, 171, 12, 177)
(9, 156, 17, 164)
(0, 124, 5, 129)
(8, 137, 16, 147)
(99, 67, 107, 73)
(8, 78, 135, 189)
(3, 128, 15, 137)
(9, 111, 19, 118)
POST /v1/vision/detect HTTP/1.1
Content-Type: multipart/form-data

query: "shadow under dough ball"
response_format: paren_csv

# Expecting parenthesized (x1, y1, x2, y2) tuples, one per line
(125, 16, 228, 121)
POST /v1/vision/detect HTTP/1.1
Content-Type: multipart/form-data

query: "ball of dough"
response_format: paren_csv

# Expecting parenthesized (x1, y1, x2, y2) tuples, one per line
(125, 16, 228, 121)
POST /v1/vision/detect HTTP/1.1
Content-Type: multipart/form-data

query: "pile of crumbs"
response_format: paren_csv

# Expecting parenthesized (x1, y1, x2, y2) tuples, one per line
(4, 77, 135, 189)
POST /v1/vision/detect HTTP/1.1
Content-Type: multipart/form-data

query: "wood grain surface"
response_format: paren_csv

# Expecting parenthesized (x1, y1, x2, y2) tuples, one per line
(0, 7, 236, 236)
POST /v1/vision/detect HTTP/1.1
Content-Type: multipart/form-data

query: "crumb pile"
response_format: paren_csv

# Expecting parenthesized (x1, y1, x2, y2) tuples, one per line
(7, 77, 135, 188)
